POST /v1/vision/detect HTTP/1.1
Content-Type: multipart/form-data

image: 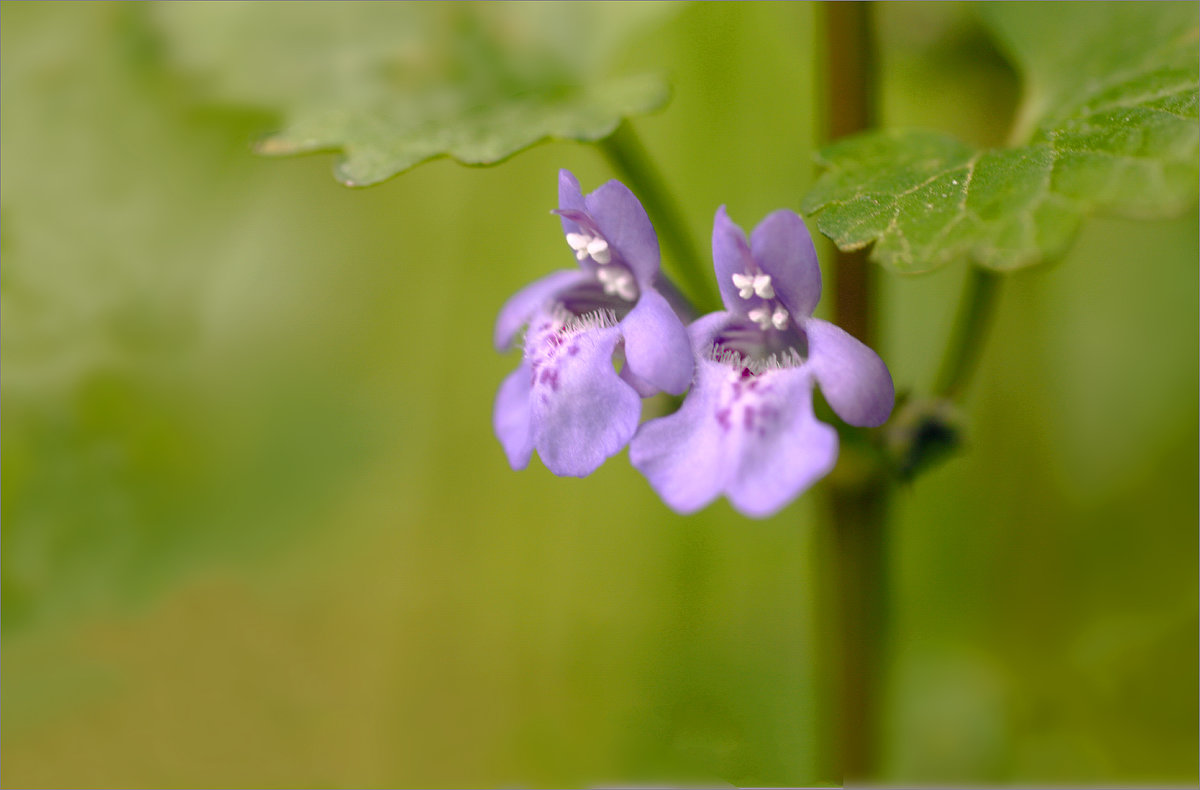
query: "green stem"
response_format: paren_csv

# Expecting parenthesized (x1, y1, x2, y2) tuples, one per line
(817, 2, 890, 784)
(933, 266, 1003, 399)
(925, 56, 1028, 404)
(598, 121, 720, 313)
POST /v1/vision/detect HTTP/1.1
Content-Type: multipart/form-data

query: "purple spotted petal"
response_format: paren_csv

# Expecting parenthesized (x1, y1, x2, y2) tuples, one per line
(629, 359, 731, 514)
(750, 209, 822, 318)
(631, 360, 838, 518)
(586, 180, 660, 288)
(724, 371, 838, 518)
(712, 206, 756, 312)
(620, 289, 693, 395)
(494, 269, 586, 351)
(494, 363, 534, 470)
(530, 324, 641, 477)
(804, 317, 895, 427)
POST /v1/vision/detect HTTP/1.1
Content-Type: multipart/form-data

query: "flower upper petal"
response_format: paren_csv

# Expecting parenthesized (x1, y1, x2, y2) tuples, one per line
(750, 209, 822, 318)
(724, 370, 838, 518)
(494, 363, 534, 470)
(494, 269, 587, 351)
(530, 324, 641, 477)
(557, 169, 587, 236)
(712, 206, 757, 312)
(805, 317, 895, 427)
(629, 359, 732, 514)
(621, 289, 693, 395)
(585, 180, 660, 288)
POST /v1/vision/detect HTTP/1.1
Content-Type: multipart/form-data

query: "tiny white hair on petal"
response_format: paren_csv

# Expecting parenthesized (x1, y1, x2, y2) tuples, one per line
(551, 305, 621, 334)
(704, 344, 804, 375)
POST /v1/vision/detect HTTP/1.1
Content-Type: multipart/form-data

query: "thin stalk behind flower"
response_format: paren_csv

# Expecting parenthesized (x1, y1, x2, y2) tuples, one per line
(816, 1, 889, 783)
(599, 121, 722, 314)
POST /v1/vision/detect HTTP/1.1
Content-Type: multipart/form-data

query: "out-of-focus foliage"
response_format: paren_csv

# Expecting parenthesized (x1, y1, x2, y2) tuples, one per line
(0, 3, 374, 632)
(1, 2, 1196, 788)
(154, 2, 674, 186)
(803, 2, 1199, 272)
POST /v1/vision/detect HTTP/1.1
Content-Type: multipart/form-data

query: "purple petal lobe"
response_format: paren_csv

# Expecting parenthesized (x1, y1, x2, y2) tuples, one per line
(805, 317, 895, 427)
(619, 363, 658, 398)
(629, 360, 731, 514)
(494, 363, 534, 470)
(531, 325, 641, 477)
(585, 181, 660, 287)
(724, 371, 838, 518)
(750, 210, 822, 318)
(553, 208, 602, 241)
(687, 310, 737, 354)
(632, 361, 839, 518)
(494, 269, 586, 351)
(712, 206, 757, 312)
(621, 289, 693, 395)
(557, 169, 587, 235)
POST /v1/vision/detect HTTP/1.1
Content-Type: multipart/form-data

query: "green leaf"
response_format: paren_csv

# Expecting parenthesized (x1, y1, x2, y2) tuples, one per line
(153, 3, 675, 187)
(802, 2, 1199, 273)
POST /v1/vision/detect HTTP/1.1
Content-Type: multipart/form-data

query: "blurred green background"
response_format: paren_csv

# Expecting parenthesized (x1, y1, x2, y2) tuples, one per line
(2, 2, 1196, 787)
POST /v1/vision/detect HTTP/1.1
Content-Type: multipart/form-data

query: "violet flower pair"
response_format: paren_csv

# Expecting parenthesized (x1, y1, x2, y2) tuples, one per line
(494, 171, 894, 518)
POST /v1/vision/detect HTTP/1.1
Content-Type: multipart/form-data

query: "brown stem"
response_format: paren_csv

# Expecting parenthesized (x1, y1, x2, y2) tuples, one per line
(826, 1, 878, 344)
(817, 2, 890, 784)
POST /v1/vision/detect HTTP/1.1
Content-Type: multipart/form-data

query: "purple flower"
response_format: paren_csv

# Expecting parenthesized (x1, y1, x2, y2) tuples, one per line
(493, 170, 693, 477)
(630, 207, 894, 518)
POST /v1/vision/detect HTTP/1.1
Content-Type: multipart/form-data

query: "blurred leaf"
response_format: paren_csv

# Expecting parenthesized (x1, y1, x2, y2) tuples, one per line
(1, 4, 371, 631)
(802, 2, 1199, 273)
(153, 2, 675, 186)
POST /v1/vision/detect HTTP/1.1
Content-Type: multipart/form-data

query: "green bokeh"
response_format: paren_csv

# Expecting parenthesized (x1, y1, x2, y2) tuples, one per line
(2, 2, 1196, 787)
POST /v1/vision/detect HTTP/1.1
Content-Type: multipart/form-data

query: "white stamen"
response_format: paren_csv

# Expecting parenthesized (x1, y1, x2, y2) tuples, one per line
(747, 306, 772, 330)
(753, 274, 774, 299)
(771, 306, 789, 330)
(566, 231, 612, 264)
(586, 238, 611, 264)
(597, 266, 637, 301)
(732, 272, 755, 299)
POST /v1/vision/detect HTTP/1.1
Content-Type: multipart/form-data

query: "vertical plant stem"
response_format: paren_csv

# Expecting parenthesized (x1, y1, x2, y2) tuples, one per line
(827, 480, 890, 781)
(934, 265, 1003, 399)
(598, 120, 721, 313)
(817, 1, 889, 783)
(826, 0, 878, 347)
(821, 449, 893, 783)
